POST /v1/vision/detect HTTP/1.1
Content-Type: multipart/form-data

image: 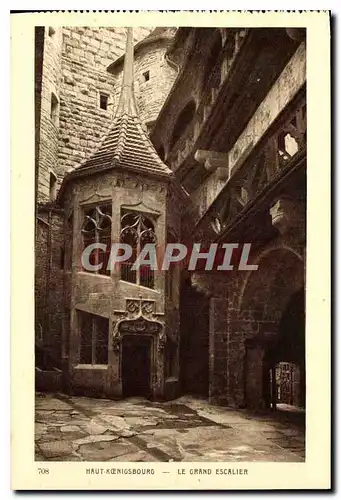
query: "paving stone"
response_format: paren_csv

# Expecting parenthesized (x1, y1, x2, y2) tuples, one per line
(70, 414, 89, 421)
(78, 439, 139, 461)
(61, 425, 82, 432)
(37, 431, 64, 443)
(124, 417, 159, 427)
(35, 394, 305, 463)
(146, 440, 182, 461)
(82, 419, 110, 435)
(116, 429, 137, 438)
(35, 411, 55, 423)
(74, 434, 119, 446)
(35, 398, 72, 411)
(109, 450, 158, 462)
(51, 454, 82, 461)
(35, 423, 48, 434)
(100, 414, 131, 430)
(38, 440, 74, 458)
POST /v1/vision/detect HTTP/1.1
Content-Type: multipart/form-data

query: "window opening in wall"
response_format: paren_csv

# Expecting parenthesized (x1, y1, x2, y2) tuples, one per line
(49, 171, 57, 201)
(79, 311, 109, 365)
(81, 204, 112, 276)
(142, 70, 150, 82)
(50, 92, 59, 126)
(120, 210, 156, 289)
(99, 93, 109, 110)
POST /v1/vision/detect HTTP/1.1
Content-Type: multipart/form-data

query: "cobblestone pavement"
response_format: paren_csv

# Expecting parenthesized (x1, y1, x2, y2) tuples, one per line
(35, 393, 305, 462)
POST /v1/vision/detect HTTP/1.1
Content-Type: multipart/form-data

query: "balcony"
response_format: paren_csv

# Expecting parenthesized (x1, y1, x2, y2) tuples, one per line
(192, 95, 306, 241)
(166, 29, 249, 174)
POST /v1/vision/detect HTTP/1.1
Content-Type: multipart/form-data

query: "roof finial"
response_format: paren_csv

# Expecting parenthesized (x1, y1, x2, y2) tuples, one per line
(116, 27, 138, 116)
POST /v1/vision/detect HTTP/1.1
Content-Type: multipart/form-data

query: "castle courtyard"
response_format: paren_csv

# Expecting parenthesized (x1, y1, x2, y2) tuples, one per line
(35, 392, 305, 463)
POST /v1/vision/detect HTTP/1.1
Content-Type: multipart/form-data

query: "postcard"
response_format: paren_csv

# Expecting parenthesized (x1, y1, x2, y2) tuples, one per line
(11, 10, 331, 490)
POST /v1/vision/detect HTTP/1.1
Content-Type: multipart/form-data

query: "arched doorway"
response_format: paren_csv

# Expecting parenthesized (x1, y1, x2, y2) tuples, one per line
(122, 335, 153, 398)
(239, 247, 305, 410)
(266, 288, 305, 410)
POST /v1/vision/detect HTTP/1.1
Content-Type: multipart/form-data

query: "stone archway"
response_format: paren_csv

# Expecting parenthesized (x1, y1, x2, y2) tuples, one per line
(237, 247, 305, 409)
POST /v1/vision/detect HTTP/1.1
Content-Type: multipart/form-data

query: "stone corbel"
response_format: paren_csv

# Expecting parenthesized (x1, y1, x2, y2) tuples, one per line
(269, 198, 305, 237)
(195, 149, 230, 180)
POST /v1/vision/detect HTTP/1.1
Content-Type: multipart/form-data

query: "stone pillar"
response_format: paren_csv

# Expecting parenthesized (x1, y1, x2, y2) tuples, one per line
(108, 346, 121, 398)
(244, 340, 266, 409)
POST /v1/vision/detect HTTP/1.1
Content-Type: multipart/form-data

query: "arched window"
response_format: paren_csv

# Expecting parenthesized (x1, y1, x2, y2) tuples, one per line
(120, 211, 157, 289)
(81, 204, 112, 276)
(169, 100, 196, 151)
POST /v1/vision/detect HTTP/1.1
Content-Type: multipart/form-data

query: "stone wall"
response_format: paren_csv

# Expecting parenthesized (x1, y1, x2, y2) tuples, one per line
(35, 209, 65, 366)
(111, 36, 177, 127)
(35, 217, 49, 336)
(198, 241, 305, 408)
(35, 26, 161, 366)
(180, 283, 210, 395)
(36, 27, 63, 203)
(35, 26, 177, 199)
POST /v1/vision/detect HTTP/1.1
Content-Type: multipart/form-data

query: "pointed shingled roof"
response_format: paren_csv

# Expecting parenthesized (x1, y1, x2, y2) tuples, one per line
(74, 27, 172, 179)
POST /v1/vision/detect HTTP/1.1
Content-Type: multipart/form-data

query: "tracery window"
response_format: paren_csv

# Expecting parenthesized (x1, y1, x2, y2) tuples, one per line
(120, 210, 156, 289)
(81, 204, 112, 276)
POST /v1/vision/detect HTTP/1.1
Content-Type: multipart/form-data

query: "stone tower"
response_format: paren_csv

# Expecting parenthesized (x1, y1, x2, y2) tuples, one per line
(108, 27, 177, 131)
(58, 28, 183, 400)
(35, 26, 177, 386)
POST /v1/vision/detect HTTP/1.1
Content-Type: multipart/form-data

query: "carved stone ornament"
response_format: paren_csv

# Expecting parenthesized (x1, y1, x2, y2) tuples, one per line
(112, 296, 165, 352)
(121, 200, 161, 217)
